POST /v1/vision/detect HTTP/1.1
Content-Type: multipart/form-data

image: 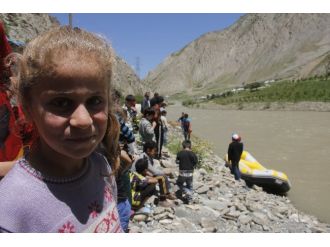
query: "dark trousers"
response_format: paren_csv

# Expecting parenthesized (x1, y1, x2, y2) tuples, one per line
(133, 184, 157, 210)
(183, 131, 190, 141)
(140, 184, 157, 201)
(231, 162, 241, 180)
(177, 175, 193, 192)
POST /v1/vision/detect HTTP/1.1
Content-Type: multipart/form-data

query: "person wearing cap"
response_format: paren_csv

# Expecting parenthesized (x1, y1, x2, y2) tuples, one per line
(227, 133, 243, 180)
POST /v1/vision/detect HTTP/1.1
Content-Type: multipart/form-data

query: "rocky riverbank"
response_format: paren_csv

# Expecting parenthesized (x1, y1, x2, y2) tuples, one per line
(128, 124, 330, 233)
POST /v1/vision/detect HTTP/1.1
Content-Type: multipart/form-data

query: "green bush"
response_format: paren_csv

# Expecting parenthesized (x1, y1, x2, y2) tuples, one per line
(167, 131, 213, 171)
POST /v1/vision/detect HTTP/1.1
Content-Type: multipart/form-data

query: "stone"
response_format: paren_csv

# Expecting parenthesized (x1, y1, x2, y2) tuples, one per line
(289, 213, 299, 222)
(252, 212, 269, 226)
(152, 229, 164, 233)
(246, 202, 264, 212)
(153, 207, 167, 215)
(239, 223, 251, 232)
(220, 207, 230, 216)
(311, 226, 327, 233)
(159, 219, 173, 225)
(132, 214, 147, 222)
(238, 214, 252, 225)
(200, 218, 218, 232)
(262, 225, 271, 231)
(198, 168, 208, 176)
(206, 190, 216, 199)
(199, 206, 221, 218)
(202, 200, 229, 211)
(128, 225, 141, 233)
(175, 208, 191, 218)
(160, 160, 175, 168)
(185, 204, 200, 210)
(226, 210, 241, 218)
(153, 212, 170, 221)
(167, 213, 175, 219)
(193, 182, 204, 190)
(234, 202, 247, 212)
(266, 211, 278, 221)
(196, 185, 210, 194)
(276, 206, 289, 215)
(176, 218, 200, 233)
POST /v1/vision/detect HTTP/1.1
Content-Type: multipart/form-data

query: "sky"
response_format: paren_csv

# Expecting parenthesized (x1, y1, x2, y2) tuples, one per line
(51, 14, 243, 79)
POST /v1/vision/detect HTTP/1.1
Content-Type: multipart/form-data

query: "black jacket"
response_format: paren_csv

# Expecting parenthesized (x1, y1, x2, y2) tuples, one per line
(228, 141, 243, 164)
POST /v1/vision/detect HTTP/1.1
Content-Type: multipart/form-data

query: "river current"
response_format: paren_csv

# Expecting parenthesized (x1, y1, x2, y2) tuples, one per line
(167, 104, 330, 223)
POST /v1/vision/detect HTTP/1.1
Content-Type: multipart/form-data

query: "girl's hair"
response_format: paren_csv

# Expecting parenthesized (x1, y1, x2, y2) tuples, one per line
(11, 26, 120, 173)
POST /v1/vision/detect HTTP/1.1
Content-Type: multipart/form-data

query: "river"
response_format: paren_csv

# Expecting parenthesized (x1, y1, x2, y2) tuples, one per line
(167, 103, 330, 224)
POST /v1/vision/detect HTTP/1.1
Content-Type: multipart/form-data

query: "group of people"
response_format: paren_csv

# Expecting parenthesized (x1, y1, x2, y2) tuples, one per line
(0, 24, 203, 233)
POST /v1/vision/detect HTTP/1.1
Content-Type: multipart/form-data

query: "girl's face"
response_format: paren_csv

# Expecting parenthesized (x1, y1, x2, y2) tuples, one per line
(27, 59, 108, 162)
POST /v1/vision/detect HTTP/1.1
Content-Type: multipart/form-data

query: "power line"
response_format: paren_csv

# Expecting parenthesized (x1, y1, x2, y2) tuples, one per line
(69, 14, 73, 28)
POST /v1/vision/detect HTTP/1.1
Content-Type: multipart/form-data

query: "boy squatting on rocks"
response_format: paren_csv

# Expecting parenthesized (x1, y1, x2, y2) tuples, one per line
(0, 26, 123, 233)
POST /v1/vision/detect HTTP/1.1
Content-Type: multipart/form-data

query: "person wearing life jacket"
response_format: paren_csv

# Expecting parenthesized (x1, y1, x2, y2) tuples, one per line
(227, 133, 244, 181)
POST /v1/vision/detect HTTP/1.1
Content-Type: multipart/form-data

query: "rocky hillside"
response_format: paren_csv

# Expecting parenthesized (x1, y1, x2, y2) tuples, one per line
(112, 56, 143, 95)
(0, 13, 142, 95)
(144, 13, 330, 96)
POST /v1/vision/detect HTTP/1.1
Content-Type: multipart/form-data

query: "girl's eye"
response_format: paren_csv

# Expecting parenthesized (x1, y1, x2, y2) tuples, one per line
(49, 98, 73, 109)
(87, 96, 104, 107)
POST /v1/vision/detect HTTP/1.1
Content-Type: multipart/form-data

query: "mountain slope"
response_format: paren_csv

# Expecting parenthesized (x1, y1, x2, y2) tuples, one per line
(144, 14, 330, 96)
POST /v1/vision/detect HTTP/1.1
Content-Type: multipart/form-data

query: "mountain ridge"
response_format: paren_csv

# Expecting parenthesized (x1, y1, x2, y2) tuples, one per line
(144, 13, 330, 96)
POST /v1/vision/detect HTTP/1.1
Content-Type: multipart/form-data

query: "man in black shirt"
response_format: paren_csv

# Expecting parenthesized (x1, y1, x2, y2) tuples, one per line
(176, 140, 198, 202)
(227, 133, 243, 181)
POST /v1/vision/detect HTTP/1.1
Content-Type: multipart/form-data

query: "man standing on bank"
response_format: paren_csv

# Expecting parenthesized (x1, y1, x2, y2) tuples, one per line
(227, 133, 243, 181)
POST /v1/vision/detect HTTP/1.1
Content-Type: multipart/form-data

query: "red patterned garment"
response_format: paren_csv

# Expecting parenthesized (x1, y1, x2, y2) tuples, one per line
(0, 90, 23, 161)
(0, 21, 12, 78)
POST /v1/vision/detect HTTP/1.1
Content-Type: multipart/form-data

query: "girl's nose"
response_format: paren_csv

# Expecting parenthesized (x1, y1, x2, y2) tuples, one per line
(70, 104, 93, 129)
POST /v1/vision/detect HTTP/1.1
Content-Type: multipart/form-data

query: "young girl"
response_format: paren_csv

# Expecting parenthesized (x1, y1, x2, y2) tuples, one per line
(0, 26, 122, 233)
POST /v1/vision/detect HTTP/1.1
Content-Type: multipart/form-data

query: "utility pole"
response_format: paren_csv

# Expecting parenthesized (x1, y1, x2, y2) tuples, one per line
(69, 13, 73, 28)
(136, 56, 141, 79)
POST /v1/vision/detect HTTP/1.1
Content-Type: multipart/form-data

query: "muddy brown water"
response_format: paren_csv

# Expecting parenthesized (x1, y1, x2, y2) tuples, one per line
(167, 104, 330, 224)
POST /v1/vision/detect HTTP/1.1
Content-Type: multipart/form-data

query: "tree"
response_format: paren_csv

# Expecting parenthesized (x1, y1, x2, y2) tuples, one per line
(325, 54, 330, 81)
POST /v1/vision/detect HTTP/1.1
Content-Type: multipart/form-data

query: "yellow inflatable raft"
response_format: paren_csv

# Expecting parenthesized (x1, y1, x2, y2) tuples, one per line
(225, 151, 291, 194)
